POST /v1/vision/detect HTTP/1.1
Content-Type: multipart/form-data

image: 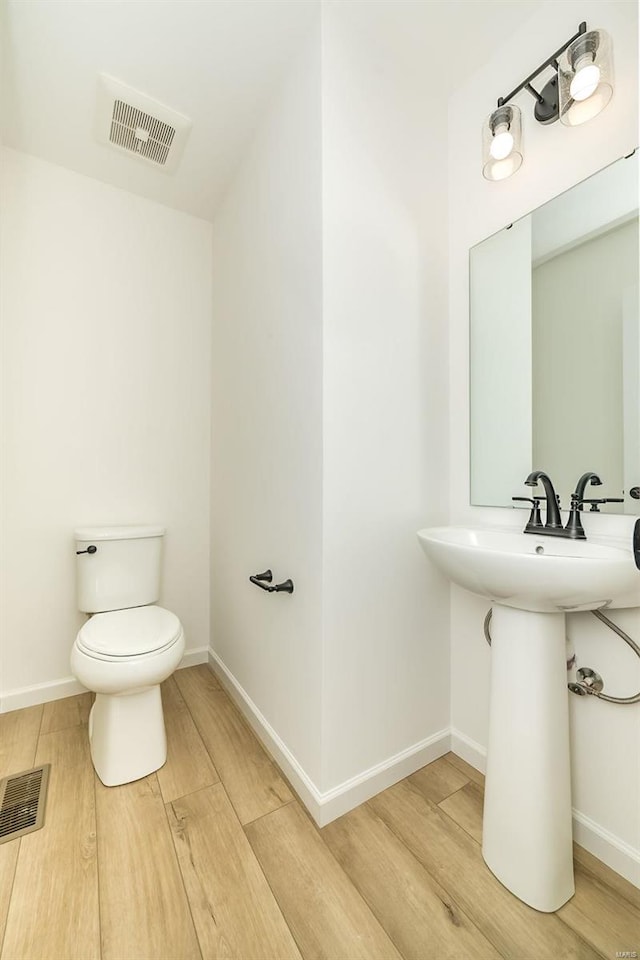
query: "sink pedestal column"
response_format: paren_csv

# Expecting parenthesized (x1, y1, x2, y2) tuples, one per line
(482, 603, 575, 912)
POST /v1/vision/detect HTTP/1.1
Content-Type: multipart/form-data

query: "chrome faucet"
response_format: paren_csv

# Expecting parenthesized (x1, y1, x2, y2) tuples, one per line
(524, 470, 564, 533)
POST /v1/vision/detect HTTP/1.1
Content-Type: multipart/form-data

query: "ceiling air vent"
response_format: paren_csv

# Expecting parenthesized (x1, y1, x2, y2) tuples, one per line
(96, 75, 191, 175)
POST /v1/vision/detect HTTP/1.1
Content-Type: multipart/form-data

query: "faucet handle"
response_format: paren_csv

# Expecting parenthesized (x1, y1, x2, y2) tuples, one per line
(512, 496, 543, 530)
(580, 497, 624, 513)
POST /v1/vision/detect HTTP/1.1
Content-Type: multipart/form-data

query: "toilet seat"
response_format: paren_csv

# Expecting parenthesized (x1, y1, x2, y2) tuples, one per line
(77, 605, 182, 660)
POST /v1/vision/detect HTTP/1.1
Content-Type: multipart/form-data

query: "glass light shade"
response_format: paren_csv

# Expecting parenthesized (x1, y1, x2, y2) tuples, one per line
(558, 29, 613, 127)
(482, 105, 523, 181)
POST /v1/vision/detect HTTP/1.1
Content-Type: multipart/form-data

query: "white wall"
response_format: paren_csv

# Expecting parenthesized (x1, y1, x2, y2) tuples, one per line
(448, 0, 640, 878)
(210, 35, 324, 785)
(0, 148, 212, 707)
(320, 6, 450, 790)
(210, 9, 451, 802)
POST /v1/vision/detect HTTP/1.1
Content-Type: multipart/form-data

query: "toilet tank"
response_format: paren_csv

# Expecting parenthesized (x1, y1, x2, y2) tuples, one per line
(75, 525, 166, 613)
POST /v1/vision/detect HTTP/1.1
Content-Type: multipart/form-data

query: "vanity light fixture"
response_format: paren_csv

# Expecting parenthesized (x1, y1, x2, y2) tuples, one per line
(482, 22, 614, 181)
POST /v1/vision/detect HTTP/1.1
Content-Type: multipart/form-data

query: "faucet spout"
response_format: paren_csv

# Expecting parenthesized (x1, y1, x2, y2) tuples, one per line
(563, 472, 604, 540)
(525, 471, 563, 529)
(572, 472, 602, 501)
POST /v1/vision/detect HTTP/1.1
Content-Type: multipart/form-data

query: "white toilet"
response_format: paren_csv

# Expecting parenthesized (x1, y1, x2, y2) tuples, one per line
(70, 525, 185, 786)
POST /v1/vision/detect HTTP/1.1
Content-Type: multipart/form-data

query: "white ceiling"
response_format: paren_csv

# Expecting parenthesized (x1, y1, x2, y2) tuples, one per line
(1, 0, 540, 222)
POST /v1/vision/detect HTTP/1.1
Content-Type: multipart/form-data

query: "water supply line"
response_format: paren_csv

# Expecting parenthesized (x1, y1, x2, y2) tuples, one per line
(483, 608, 640, 704)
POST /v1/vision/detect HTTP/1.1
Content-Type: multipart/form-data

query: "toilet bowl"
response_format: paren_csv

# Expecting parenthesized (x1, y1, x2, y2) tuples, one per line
(71, 604, 185, 786)
(70, 525, 185, 787)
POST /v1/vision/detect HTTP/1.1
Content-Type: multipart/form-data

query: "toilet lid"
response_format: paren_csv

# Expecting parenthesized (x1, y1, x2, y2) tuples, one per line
(77, 605, 182, 658)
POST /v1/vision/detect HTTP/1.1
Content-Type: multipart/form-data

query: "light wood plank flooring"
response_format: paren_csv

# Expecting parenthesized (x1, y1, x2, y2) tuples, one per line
(0, 665, 637, 960)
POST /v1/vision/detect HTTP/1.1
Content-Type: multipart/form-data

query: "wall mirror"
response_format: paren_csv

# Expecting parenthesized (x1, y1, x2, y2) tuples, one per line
(470, 150, 639, 515)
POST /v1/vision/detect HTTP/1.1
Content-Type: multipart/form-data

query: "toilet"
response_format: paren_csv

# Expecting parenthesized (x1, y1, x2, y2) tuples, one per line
(70, 525, 185, 786)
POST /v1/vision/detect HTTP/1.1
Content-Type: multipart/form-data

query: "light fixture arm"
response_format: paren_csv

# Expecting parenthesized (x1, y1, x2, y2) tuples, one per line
(523, 82, 544, 105)
(496, 21, 587, 110)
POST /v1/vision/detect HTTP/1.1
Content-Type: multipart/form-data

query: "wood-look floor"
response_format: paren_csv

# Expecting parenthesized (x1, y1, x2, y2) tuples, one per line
(0, 665, 637, 960)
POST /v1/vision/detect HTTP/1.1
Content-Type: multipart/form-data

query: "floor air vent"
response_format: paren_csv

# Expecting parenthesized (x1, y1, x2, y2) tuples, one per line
(0, 764, 50, 844)
(96, 74, 191, 174)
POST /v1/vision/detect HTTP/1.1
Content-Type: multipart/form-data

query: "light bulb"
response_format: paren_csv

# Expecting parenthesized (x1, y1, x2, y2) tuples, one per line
(483, 104, 522, 180)
(490, 123, 514, 160)
(570, 57, 601, 101)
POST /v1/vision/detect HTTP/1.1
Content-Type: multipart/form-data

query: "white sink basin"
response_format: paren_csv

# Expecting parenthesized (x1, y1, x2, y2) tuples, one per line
(417, 525, 639, 613)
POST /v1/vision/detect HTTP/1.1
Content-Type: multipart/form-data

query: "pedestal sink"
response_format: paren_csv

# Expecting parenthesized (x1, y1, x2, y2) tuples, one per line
(417, 525, 639, 912)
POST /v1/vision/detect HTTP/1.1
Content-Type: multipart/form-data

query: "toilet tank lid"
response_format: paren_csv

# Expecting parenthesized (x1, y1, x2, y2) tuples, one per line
(74, 524, 165, 541)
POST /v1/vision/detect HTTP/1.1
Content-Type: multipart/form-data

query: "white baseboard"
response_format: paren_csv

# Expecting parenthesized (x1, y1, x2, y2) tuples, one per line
(208, 647, 450, 827)
(0, 676, 87, 713)
(450, 727, 639, 889)
(316, 727, 451, 826)
(450, 727, 487, 773)
(178, 646, 209, 669)
(0, 645, 210, 714)
(572, 809, 640, 888)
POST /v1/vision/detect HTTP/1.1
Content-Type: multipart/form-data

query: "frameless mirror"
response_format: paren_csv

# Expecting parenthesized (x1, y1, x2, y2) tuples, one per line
(470, 151, 639, 515)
